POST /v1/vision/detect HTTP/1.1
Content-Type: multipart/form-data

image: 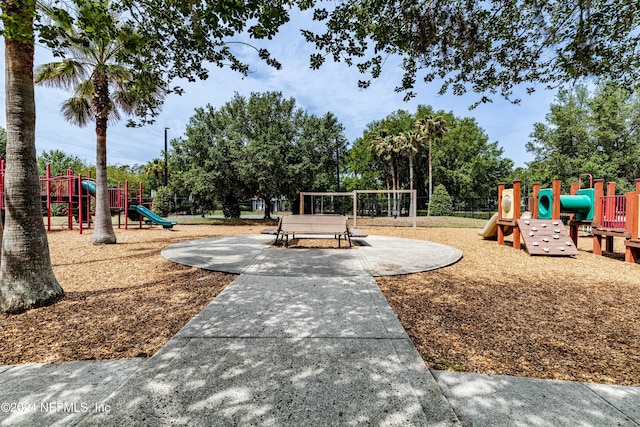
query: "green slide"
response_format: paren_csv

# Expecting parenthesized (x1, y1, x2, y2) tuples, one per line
(81, 179, 96, 195)
(130, 205, 177, 229)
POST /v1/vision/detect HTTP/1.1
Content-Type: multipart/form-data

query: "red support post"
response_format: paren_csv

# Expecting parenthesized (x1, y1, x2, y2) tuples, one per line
(532, 183, 540, 219)
(497, 183, 505, 246)
(125, 180, 129, 230)
(139, 182, 143, 229)
(117, 182, 122, 229)
(625, 192, 637, 263)
(605, 182, 616, 251)
(512, 180, 521, 250)
(46, 163, 51, 231)
(78, 174, 83, 235)
(592, 180, 605, 255)
(67, 169, 73, 230)
(569, 182, 579, 244)
(552, 180, 561, 220)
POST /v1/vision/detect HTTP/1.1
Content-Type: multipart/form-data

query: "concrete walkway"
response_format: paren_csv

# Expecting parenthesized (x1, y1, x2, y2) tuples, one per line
(1, 234, 639, 426)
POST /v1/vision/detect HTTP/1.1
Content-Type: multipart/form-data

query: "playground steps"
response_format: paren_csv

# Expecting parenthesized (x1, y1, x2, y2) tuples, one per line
(517, 219, 579, 256)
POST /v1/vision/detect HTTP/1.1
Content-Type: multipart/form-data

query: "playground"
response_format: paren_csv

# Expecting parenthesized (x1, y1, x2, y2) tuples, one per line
(1, 222, 639, 387)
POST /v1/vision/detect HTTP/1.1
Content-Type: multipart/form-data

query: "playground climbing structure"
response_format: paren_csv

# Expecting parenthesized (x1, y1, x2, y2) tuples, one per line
(489, 177, 640, 263)
(0, 159, 164, 233)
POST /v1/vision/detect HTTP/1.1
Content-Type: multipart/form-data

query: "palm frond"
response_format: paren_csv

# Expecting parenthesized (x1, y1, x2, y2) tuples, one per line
(74, 79, 94, 99)
(61, 97, 93, 127)
(35, 60, 90, 90)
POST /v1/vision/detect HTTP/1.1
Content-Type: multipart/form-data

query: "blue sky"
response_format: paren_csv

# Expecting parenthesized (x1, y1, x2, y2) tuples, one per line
(0, 13, 559, 170)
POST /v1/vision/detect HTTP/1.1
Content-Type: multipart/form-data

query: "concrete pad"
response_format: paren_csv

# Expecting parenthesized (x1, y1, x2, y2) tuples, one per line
(175, 274, 407, 339)
(243, 247, 366, 277)
(160, 235, 273, 274)
(0, 359, 145, 427)
(81, 338, 459, 426)
(585, 383, 640, 422)
(161, 234, 463, 276)
(432, 371, 639, 426)
(357, 235, 463, 276)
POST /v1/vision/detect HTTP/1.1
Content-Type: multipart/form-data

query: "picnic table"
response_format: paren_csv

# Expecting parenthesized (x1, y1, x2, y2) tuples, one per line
(262, 214, 367, 247)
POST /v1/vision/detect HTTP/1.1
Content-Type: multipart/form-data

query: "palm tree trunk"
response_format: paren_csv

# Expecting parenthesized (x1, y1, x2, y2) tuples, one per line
(0, 12, 64, 313)
(92, 126, 116, 244)
(409, 153, 414, 215)
(92, 74, 116, 244)
(428, 138, 433, 216)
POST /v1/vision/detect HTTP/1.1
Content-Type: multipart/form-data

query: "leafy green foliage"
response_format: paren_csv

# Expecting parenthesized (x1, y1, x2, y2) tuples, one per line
(525, 82, 640, 192)
(0, 126, 6, 159)
(429, 184, 453, 216)
(37, 149, 86, 176)
(1, 0, 37, 44)
(222, 194, 241, 219)
(152, 186, 174, 217)
(36, 0, 166, 127)
(171, 92, 348, 219)
(303, 1, 640, 104)
(347, 105, 513, 201)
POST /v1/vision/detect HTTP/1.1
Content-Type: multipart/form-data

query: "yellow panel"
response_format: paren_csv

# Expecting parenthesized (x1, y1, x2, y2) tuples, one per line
(501, 189, 514, 219)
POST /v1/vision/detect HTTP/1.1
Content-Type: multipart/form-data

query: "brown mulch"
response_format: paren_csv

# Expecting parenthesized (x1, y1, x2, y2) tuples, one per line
(1, 223, 640, 387)
(370, 227, 640, 386)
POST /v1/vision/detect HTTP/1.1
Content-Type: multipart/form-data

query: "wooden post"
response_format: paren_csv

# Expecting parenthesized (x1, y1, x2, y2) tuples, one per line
(512, 180, 521, 250)
(569, 182, 579, 244)
(299, 192, 305, 215)
(625, 192, 637, 263)
(532, 183, 540, 219)
(636, 178, 640, 193)
(497, 183, 505, 245)
(353, 190, 358, 229)
(552, 180, 561, 220)
(592, 179, 605, 255)
(605, 182, 616, 251)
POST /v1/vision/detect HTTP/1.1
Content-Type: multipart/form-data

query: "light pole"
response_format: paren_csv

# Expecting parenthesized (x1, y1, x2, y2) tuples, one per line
(163, 127, 169, 187)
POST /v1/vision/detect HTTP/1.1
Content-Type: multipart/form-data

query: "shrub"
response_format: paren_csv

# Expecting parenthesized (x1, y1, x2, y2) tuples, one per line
(222, 194, 241, 218)
(430, 184, 453, 216)
(153, 187, 174, 217)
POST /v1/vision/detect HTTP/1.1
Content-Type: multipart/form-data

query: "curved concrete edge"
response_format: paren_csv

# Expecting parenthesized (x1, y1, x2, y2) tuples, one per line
(161, 234, 462, 277)
(357, 235, 463, 276)
(160, 234, 273, 274)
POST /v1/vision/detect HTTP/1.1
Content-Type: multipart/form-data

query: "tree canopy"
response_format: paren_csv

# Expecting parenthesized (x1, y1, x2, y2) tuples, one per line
(346, 106, 513, 202)
(526, 82, 640, 191)
(303, 1, 640, 104)
(171, 91, 348, 218)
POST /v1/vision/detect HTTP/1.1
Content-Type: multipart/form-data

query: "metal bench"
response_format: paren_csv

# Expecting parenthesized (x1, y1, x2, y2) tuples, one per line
(261, 215, 367, 247)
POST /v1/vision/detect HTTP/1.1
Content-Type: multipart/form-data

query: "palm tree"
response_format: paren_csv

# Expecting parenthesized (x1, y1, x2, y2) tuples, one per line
(417, 116, 449, 216)
(371, 131, 398, 216)
(396, 129, 423, 214)
(35, 1, 164, 244)
(1, 0, 63, 312)
(143, 158, 165, 189)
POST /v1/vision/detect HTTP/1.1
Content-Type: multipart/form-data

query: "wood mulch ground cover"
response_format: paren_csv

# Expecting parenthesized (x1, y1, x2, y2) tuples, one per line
(1, 222, 639, 387)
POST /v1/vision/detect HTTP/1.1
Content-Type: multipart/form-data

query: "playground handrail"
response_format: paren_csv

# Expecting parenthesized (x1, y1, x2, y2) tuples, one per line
(599, 195, 627, 231)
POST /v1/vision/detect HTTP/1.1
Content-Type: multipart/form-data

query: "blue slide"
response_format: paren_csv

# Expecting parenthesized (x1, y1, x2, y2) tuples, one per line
(130, 205, 177, 229)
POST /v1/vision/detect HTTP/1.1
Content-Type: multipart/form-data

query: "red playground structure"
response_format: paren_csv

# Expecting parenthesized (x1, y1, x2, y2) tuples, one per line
(492, 176, 640, 263)
(0, 159, 165, 233)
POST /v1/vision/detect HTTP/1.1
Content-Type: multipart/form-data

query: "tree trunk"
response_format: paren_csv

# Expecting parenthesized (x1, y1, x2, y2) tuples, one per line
(428, 138, 433, 216)
(92, 73, 116, 244)
(409, 153, 414, 215)
(262, 196, 272, 220)
(0, 9, 64, 313)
